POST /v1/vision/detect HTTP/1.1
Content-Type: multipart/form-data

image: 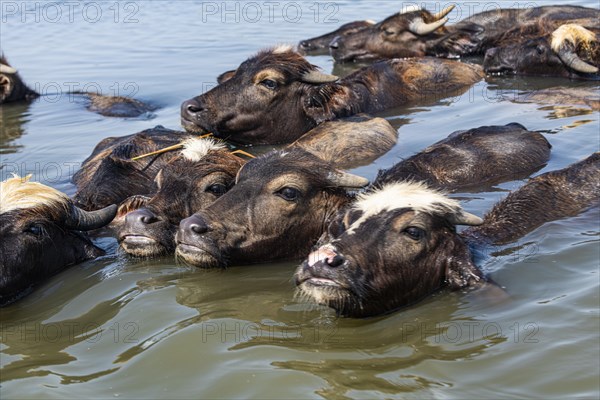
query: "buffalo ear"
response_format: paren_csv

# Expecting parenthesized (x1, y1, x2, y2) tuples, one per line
(217, 70, 236, 84)
(444, 238, 485, 290)
(302, 84, 349, 125)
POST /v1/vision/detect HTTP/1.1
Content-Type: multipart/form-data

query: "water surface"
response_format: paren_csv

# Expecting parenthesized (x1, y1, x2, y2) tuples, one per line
(1, 1, 599, 398)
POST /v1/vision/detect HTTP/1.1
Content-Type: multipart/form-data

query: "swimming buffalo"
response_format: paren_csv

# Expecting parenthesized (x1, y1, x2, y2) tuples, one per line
(484, 24, 599, 79)
(181, 46, 483, 144)
(295, 153, 600, 317)
(0, 175, 116, 305)
(117, 139, 245, 257)
(325, 5, 599, 62)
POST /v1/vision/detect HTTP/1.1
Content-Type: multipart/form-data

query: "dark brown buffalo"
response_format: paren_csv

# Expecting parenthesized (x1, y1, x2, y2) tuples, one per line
(484, 24, 599, 79)
(0, 175, 116, 306)
(73, 126, 189, 210)
(298, 20, 375, 55)
(175, 148, 370, 268)
(328, 5, 599, 62)
(181, 46, 483, 145)
(295, 153, 600, 317)
(117, 142, 245, 257)
(0, 55, 39, 104)
(375, 123, 551, 191)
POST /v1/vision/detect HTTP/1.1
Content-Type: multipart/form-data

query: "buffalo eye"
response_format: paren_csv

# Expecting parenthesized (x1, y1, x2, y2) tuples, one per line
(383, 28, 396, 36)
(276, 187, 300, 202)
(206, 183, 227, 196)
(535, 45, 546, 55)
(328, 217, 346, 238)
(404, 226, 425, 240)
(260, 79, 278, 90)
(25, 223, 44, 236)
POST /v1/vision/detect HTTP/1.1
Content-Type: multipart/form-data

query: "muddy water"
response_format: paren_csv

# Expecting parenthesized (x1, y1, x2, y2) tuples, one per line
(1, 1, 599, 398)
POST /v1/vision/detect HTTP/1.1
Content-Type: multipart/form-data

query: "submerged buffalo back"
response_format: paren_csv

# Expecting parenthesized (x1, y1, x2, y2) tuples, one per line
(463, 152, 600, 245)
(375, 123, 551, 190)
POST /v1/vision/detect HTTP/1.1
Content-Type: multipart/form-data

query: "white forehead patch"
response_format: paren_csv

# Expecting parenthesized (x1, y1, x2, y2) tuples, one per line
(180, 138, 226, 162)
(347, 181, 461, 234)
(0, 174, 70, 214)
(273, 44, 294, 54)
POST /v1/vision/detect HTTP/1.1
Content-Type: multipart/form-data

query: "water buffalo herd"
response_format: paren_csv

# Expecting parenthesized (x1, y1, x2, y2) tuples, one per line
(1, 4, 599, 316)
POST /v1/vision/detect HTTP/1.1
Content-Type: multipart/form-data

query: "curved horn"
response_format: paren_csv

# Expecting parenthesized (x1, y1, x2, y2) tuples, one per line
(447, 211, 483, 226)
(552, 24, 599, 74)
(301, 70, 339, 84)
(65, 204, 118, 231)
(328, 171, 369, 189)
(0, 64, 17, 74)
(409, 17, 448, 35)
(432, 5, 455, 21)
(556, 47, 598, 74)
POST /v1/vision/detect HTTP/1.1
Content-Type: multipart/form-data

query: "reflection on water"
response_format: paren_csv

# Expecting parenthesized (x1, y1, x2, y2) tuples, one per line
(1, 0, 599, 398)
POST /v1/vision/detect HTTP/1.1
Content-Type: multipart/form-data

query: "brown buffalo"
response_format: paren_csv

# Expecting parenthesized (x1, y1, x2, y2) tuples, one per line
(181, 46, 483, 145)
(484, 24, 599, 79)
(327, 5, 599, 62)
(0, 175, 116, 305)
(117, 140, 245, 257)
(295, 153, 600, 317)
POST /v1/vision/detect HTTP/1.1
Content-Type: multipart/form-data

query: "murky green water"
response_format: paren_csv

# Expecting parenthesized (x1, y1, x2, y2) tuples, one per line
(1, 1, 599, 398)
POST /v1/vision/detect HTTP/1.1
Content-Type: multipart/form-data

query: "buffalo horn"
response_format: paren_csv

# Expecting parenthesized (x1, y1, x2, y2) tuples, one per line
(65, 204, 118, 231)
(302, 70, 340, 84)
(409, 17, 448, 35)
(0, 64, 17, 74)
(556, 47, 598, 74)
(432, 5, 455, 21)
(447, 211, 483, 226)
(328, 171, 369, 189)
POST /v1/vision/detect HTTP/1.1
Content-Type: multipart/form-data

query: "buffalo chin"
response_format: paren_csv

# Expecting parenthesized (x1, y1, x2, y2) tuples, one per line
(175, 244, 222, 268)
(120, 235, 166, 258)
(180, 117, 209, 134)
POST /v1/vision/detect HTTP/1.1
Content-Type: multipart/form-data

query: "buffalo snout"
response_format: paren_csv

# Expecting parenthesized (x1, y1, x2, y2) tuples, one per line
(181, 98, 205, 120)
(125, 208, 158, 227)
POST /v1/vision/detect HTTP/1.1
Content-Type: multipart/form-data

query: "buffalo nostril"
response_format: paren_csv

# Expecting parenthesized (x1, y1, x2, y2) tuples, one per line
(182, 99, 203, 117)
(126, 209, 157, 226)
(180, 214, 209, 236)
(329, 40, 339, 50)
(299, 40, 310, 49)
(327, 254, 345, 268)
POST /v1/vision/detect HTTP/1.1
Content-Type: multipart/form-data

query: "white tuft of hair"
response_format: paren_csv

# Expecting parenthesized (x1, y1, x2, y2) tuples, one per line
(273, 44, 294, 54)
(348, 181, 462, 234)
(0, 174, 70, 214)
(551, 24, 596, 53)
(180, 138, 226, 162)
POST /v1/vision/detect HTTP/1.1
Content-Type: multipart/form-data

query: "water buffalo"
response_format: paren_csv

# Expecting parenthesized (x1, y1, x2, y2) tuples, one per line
(295, 153, 600, 317)
(298, 20, 375, 55)
(117, 140, 245, 257)
(0, 175, 116, 305)
(374, 123, 551, 191)
(180, 46, 483, 145)
(0, 54, 156, 116)
(0, 55, 39, 104)
(73, 126, 189, 210)
(327, 5, 599, 63)
(174, 124, 552, 269)
(484, 24, 599, 79)
(175, 149, 369, 268)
